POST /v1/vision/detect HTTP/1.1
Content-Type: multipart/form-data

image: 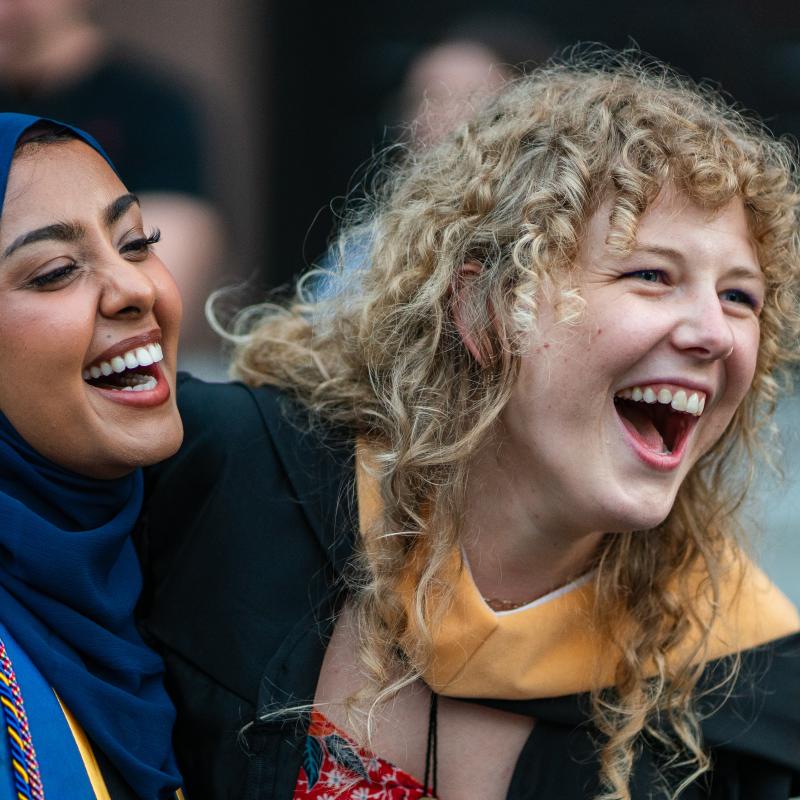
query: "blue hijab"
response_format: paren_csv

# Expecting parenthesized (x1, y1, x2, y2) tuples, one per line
(0, 114, 181, 798)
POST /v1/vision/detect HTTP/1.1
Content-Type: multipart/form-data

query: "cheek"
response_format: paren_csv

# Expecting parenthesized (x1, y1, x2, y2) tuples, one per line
(697, 330, 759, 451)
(0, 299, 95, 397)
(151, 266, 182, 348)
(727, 325, 761, 403)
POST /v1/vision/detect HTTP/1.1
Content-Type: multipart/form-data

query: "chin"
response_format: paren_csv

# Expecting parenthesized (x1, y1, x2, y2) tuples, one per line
(130, 419, 184, 468)
(601, 489, 677, 534)
(91, 416, 184, 479)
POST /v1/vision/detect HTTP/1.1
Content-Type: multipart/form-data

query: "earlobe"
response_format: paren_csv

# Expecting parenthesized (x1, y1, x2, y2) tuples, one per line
(451, 261, 486, 365)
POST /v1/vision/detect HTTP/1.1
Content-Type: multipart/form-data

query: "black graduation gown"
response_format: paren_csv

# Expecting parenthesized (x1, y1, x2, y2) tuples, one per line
(135, 375, 800, 800)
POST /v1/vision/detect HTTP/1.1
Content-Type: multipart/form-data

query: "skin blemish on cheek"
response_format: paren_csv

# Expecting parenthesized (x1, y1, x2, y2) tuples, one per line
(543, 343, 550, 349)
(596, 328, 603, 335)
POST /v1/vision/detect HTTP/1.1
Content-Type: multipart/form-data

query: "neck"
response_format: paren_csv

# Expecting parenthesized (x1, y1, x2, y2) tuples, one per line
(461, 438, 603, 606)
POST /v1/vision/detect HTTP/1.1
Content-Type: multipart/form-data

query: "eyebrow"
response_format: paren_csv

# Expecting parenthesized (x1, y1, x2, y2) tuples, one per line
(632, 244, 686, 262)
(105, 193, 139, 226)
(3, 193, 140, 258)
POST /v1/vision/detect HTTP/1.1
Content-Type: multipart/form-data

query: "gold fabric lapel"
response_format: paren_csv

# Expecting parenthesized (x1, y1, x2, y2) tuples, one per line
(356, 442, 800, 699)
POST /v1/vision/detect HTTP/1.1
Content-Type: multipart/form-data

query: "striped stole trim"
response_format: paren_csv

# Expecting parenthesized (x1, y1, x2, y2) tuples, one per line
(0, 638, 43, 799)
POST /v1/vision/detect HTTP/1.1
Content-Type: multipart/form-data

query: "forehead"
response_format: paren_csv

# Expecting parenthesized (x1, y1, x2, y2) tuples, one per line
(583, 190, 759, 269)
(1, 140, 124, 237)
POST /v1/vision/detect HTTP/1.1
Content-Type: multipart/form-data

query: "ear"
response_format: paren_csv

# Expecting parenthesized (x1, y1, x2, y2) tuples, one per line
(451, 261, 487, 365)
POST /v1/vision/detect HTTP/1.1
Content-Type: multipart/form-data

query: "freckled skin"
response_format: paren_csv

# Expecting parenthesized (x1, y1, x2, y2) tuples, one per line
(469, 190, 763, 549)
(0, 141, 183, 477)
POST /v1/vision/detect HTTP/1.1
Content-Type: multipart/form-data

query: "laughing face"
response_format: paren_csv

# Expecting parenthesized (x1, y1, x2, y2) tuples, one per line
(0, 139, 183, 478)
(498, 189, 763, 536)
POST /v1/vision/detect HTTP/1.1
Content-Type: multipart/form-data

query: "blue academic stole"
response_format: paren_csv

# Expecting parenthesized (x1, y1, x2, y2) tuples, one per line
(0, 623, 96, 798)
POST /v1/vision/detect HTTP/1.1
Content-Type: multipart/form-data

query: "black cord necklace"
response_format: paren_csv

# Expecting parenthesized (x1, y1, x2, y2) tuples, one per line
(421, 691, 439, 798)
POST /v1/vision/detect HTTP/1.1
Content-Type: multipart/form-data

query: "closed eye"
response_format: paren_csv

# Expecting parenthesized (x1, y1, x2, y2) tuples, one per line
(28, 262, 80, 289)
(624, 269, 668, 284)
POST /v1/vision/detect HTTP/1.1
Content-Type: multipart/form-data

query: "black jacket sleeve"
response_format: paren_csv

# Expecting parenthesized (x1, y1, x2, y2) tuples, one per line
(136, 375, 354, 799)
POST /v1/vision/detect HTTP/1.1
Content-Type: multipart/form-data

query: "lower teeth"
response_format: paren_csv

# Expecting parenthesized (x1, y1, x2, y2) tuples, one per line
(120, 377, 157, 392)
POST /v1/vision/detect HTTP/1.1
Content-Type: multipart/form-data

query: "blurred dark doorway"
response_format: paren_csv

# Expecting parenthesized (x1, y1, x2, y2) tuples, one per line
(266, 0, 800, 289)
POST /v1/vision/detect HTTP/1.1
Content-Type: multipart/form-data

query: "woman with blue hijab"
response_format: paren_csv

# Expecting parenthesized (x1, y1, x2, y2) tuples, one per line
(0, 114, 184, 798)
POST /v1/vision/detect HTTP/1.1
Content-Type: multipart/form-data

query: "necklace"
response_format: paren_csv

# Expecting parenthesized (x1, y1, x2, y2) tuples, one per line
(420, 692, 438, 799)
(483, 596, 533, 612)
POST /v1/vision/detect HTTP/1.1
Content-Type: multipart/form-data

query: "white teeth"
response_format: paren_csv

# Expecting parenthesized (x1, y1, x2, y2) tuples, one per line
(116, 376, 158, 392)
(111, 356, 126, 373)
(616, 384, 707, 416)
(135, 346, 153, 367)
(671, 390, 687, 412)
(83, 342, 164, 382)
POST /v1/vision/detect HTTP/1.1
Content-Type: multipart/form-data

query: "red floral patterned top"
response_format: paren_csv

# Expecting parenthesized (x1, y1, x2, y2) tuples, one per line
(293, 710, 433, 799)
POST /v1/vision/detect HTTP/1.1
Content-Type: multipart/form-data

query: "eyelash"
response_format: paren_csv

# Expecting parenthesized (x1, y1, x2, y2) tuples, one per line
(624, 270, 759, 310)
(719, 288, 759, 309)
(120, 228, 161, 256)
(29, 263, 78, 288)
(28, 229, 162, 289)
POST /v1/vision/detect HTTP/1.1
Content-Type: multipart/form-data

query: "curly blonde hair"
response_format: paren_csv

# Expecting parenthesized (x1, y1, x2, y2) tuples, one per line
(224, 51, 800, 799)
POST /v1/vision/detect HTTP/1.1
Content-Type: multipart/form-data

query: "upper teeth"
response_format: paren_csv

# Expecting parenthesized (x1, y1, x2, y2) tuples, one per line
(615, 385, 706, 416)
(82, 343, 163, 380)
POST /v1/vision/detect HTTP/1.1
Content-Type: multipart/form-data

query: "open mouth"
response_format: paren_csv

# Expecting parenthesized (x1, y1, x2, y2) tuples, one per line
(613, 384, 705, 457)
(82, 343, 164, 392)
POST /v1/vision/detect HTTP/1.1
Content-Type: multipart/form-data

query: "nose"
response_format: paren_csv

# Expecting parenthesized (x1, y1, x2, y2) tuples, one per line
(669, 288, 735, 361)
(98, 255, 157, 320)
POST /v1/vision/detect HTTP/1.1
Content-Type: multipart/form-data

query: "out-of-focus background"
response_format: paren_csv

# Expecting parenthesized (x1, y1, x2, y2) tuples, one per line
(3, 0, 796, 603)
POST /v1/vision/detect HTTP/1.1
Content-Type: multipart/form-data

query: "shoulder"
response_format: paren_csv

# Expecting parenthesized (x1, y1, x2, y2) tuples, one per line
(173, 372, 276, 448)
(699, 630, 800, 790)
(155, 374, 291, 473)
(138, 377, 356, 700)
(159, 373, 351, 494)
(139, 374, 356, 614)
(685, 563, 799, 790)
(708, 551, 800, 658)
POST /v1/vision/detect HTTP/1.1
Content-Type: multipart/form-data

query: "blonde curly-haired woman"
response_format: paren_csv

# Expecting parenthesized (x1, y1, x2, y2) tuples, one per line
(138, 53, 800, 800)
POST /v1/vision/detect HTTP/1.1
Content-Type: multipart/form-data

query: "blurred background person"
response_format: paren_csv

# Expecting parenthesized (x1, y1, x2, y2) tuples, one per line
(395, 14, 557, 145)
(0, 0, 224, 351)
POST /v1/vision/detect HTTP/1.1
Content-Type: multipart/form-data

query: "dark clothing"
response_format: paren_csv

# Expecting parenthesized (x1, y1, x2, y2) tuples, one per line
(136, 375, 800, 800)
(0, 53, 205, 197)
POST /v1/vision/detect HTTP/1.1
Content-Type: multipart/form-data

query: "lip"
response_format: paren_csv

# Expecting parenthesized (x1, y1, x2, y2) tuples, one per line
(87, 362, 171, 408)
(84, 328, 162, 370)
(613, 399, 699, 472)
